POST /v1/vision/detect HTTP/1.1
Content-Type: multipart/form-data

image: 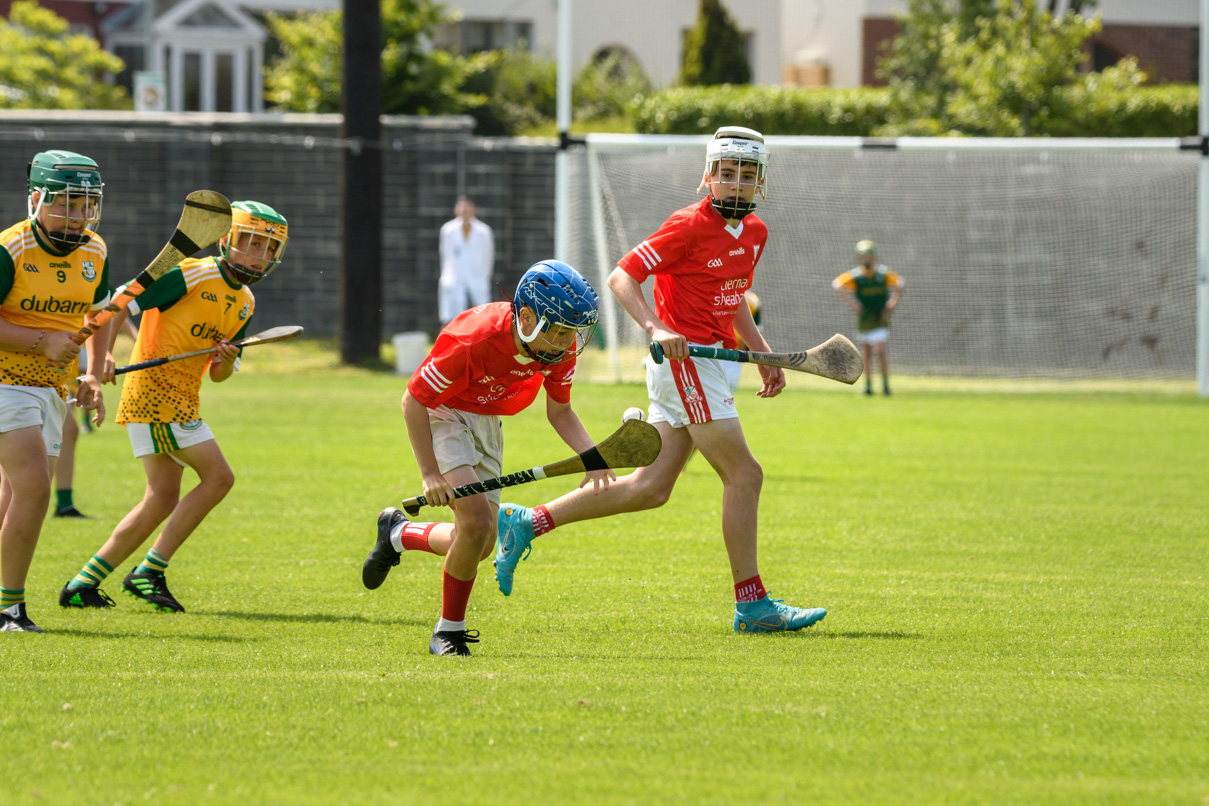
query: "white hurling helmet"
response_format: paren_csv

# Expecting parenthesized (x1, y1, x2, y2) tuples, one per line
(699, 126, 768, 221)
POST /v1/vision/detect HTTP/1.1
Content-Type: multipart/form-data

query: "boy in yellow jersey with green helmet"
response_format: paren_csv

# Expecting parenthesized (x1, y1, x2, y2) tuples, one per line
(59, 201, 288, 613)
(0, 150, 112, 633)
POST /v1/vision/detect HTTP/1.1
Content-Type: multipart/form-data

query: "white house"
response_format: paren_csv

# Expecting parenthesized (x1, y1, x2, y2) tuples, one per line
(8, 0, 1198, 114)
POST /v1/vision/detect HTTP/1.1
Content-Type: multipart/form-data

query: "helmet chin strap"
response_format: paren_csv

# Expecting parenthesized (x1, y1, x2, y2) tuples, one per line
(33, 218, 89, 254)
(516, 314, 573, 364)
(517, 315, 548, 345)
(710, 196, 758, 221)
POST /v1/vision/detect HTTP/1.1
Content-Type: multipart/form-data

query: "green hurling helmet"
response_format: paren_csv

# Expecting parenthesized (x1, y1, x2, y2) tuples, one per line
(27, 150, 104, 254)
(220, 201, 289, 286)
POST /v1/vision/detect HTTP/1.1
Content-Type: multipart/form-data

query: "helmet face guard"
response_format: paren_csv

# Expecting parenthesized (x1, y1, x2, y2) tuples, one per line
(699, 126, 768, 221)
(27, 150, 103, 254)
(511, 260, 600, 364)
(220, 201, 289, 286)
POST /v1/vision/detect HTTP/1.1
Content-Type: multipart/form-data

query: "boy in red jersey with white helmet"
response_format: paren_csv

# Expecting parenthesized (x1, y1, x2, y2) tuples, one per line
(362, 260, 609, 657)
(495, 126, 827, 634)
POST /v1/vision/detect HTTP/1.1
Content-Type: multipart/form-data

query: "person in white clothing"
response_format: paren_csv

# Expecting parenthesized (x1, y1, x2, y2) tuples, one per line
(438, 197, 495, 325)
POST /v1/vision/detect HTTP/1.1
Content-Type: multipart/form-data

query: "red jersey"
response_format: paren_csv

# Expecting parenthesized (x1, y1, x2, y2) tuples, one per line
(407, 302, 576, 416)
(618, 195, 768, 349)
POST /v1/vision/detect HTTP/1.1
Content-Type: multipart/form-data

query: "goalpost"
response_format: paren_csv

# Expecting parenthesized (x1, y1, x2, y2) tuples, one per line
(564, 134, 1201, 386)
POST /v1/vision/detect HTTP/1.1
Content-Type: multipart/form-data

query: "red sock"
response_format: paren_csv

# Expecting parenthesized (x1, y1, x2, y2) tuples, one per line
(532, 505, 555, 537)
(734, 574, 767, 603)
(399, 521, 439, 554)
(441, 568, 476, 623)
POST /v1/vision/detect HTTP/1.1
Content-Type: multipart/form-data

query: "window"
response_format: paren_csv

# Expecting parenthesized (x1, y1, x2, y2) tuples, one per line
(434, 19, 533, 55)
(184, 52, 202, 110)
(215, 52, 234, 112)
(114, 44, 145, 93)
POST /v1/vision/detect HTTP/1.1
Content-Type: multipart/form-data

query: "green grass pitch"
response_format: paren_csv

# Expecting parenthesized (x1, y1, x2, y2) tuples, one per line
(2, 342, 1206, 804)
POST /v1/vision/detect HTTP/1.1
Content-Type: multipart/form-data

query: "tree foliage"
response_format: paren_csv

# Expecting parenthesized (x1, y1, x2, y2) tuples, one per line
(574, 47, 652, 120)
(876, 0, 1144, 136)
(0, 0, 128, 110)
(265, 0, 488, 115)
(457, 46, 555, 135)
(680, 0, 751, 87)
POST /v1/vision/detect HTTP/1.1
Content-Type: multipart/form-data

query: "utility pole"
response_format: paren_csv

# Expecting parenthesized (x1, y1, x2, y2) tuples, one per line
(339, 0, 383, 365)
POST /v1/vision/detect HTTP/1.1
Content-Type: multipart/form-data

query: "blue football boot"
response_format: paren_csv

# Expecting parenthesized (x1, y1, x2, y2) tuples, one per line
(733, 597, 827, 633)
(494, 503, 535, 596)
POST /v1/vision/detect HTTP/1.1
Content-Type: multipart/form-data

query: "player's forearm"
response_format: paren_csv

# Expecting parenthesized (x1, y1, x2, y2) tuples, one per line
(607, 268, 665, 336)
(106, 308, 130, 353)
(82, 316, 111, 375)
(546, 402, 595, 455)
(732, 303, 769, 353)
(0, 318, 54, 353)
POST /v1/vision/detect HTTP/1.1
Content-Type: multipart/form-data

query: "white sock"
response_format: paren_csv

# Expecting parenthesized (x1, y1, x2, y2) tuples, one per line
(389, 520, 406, 553)
(435, 618, 466, 633)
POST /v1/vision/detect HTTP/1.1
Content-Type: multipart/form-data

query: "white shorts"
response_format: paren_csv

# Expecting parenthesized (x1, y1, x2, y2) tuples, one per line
(0, 385, 68, 456)
(427, 404, 505, 507)
(125, 419, 216, 465)
(645, 349, 739, 428)
(857, 328, 889, 345)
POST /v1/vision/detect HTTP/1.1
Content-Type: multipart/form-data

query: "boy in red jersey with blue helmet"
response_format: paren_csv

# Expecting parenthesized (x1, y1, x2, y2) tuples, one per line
(362, 260, 609, 657)
(494, 126, 827, 634)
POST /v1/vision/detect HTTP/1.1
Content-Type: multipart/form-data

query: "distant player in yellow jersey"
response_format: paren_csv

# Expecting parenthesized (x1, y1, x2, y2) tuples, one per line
(0, 150, 112, 633)
(59, 202, 289, 614)
(833, 240, 904, 396)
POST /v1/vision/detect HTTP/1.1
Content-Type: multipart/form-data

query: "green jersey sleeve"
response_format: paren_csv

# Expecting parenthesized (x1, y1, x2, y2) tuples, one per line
(128, 267, 188, 312)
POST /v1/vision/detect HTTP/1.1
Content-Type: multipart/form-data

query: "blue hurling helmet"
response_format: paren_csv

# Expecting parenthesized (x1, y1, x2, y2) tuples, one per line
(512, 260, 600, 364)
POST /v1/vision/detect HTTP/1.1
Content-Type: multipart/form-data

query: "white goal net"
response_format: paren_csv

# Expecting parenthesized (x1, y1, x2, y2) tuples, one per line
(565, 135, 1198, 383)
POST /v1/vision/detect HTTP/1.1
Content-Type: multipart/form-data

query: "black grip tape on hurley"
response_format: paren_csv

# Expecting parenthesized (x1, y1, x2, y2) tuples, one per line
(169, 229, 203, 257)
(580, 446, 608, 472)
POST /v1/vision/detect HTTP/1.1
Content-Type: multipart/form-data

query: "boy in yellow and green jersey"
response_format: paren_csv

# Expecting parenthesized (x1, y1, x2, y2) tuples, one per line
(833, 239, 904, 396)
(0, 150, 112, 633)
(59, 201, 288, 613)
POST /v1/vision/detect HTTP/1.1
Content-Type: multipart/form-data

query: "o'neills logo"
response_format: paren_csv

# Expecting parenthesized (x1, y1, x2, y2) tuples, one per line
(190, 322, 225, 342)
(20, 295, 90, 315)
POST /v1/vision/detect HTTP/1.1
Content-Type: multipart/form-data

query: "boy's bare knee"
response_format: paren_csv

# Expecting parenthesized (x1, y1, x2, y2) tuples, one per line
(216, 468, 236, 495)
(456, 512, 495, 553)
(633, 482, 673, 510)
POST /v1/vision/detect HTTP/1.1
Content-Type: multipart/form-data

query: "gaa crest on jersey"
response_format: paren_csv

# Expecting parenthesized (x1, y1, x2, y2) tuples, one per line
(82, 262, 96, 282)
(238, 302, 250, 320)
(23, 263, 38, 273)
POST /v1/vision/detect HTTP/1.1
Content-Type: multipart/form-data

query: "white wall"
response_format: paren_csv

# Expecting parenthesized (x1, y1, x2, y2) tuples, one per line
(780, 0, 867, 88)
(450, 0, 782, 87)
(239, 0, 1200, 90)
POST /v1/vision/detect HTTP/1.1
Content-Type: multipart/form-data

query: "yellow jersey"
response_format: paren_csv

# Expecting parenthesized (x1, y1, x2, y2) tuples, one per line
(0, 219, 110, 398)
(117, 257, 254, 424)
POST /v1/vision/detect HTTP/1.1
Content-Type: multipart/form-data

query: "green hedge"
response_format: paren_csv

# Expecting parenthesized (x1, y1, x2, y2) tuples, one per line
(630, 86, 891, 136)
(628, 84, 1198, 138)
(1053, 83, 1199, 138)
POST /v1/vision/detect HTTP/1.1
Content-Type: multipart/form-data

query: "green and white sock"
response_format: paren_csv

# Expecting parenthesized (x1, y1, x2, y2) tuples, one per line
(134, 549, 169, 576)
(1, 587, 25, 610)
(68, 554, 115, 590)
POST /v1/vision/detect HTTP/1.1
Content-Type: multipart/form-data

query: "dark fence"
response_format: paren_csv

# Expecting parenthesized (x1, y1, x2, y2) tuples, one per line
(0, 111, 558, 340)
